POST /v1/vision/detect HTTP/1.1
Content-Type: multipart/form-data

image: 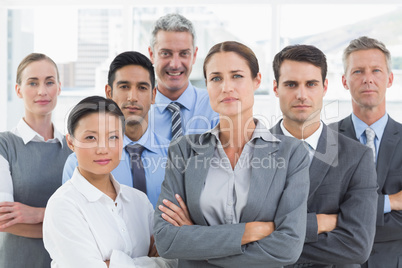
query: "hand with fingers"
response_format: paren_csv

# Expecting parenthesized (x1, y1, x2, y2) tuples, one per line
(158, 194, 194, 227)
(0, 201, 45, 230)
(316, 214, 338, 234)
(389, 190, 402, 211)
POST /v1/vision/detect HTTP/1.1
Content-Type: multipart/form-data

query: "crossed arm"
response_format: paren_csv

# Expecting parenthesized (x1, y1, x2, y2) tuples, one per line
(154, 139, 309, 267)
(159, 194, 275, 245)
(0, 201, 44, 238)
(375, 186, 402, 242)
(298, 148, 378, 265)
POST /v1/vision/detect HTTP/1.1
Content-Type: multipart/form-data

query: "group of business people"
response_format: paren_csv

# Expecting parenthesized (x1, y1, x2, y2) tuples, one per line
(0, 12, 401, 268)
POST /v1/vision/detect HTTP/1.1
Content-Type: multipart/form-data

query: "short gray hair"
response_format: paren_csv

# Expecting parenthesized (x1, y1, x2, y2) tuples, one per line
(150, 13, 196, 51)
(343, 36, 391, 73)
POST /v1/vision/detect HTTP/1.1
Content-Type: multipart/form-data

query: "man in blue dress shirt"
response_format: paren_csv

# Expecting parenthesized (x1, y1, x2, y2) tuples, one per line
(63, 51, 169, 207)
(329, 36, 402, 268)
(148, 13, 219, 142)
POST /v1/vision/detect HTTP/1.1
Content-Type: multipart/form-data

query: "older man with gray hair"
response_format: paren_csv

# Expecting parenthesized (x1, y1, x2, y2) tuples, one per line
(330, 36, 402, 268)
(148, 13, 218, 143)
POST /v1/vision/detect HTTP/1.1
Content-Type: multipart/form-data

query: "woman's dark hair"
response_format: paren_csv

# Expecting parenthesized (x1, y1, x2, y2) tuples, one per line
(67, 96, 125, 136)
(203, 41, 259, 79)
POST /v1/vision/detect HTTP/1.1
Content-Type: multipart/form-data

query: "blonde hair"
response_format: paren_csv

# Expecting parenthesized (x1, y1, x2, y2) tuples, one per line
(16, 53, 60, 85)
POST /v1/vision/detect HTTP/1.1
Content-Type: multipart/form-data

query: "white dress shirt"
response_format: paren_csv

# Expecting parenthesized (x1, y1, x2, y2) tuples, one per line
(280, 120, 323, 163)
(43, 168, 177, 268)
(0, 118, 64, 202)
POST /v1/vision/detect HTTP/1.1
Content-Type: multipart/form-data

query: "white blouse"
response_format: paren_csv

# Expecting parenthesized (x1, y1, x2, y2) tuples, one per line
(43, 168, 177, 268)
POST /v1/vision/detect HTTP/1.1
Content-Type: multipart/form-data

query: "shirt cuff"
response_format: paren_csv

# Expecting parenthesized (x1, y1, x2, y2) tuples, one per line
(109, 250, 178, 268)
(384, 194, 391, 213)
(0, 192, 14, 202)
(109, 249, 136, 267)
(305, 212, 318, 243)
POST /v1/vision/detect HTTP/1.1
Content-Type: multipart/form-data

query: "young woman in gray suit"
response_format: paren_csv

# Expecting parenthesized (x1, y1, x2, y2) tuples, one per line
(154, 41, 310, 268)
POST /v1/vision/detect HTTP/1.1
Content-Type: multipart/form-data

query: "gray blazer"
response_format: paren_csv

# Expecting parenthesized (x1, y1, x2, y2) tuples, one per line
(154, 132, 310, 268)
(330, 115, 402, 268)
(271, 122, 378, 268)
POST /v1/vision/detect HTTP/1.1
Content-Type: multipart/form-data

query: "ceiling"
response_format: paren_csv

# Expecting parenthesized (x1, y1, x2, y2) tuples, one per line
(1, 0, 401, 8)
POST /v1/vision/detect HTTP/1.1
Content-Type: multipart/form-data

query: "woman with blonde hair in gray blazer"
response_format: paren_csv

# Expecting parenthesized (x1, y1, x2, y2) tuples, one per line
(154, 41, 310, 268)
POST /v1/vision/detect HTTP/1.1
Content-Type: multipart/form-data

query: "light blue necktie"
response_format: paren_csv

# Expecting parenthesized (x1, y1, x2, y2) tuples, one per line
(302, 140, 314, 164)
(365, 127, 376, 161)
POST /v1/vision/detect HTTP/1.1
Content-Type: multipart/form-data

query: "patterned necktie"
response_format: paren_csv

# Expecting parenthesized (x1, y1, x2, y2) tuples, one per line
(167, 102, 183, 140)
(125, 144, 147, 194)
(365, 127, 376, 161)
(302, 140, 315, 164)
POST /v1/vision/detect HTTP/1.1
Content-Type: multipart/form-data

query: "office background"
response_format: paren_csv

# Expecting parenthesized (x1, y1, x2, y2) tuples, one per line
(1, 0, 402, 132)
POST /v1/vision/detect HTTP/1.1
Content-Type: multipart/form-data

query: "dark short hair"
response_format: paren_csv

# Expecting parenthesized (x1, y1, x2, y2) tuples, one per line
(343, 36, 391, 73)
(67, 96, 125, 136)
(273, 45, 327, 84)
(107, 51, 155, 95)
(203, 41, 259, 79)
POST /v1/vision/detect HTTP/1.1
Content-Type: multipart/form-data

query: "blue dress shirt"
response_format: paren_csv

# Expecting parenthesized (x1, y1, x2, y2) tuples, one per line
(149, 81, 219, 145)
(62, 125, 169, 208)
(352, 112, 390, 213)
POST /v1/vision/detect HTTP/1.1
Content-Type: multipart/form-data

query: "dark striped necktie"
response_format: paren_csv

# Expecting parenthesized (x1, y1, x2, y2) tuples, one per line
(125, 144, 147, 194)
(167, 102, 183, 140)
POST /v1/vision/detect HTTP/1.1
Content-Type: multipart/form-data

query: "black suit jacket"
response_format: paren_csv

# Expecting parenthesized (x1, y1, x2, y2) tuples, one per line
(271, 121, 378, 268)
(329, 115, 402, 268)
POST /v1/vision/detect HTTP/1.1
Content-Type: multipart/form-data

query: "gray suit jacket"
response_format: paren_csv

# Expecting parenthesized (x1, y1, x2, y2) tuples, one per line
(329, 115, 402, 268)
(271, 122, 378, 268)
(154, 131, 310, 268)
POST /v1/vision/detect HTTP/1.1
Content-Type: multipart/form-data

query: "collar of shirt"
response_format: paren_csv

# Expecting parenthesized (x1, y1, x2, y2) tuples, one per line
(154, 81, 195, 113)
(123, 123, 168, 155)
(199, 118, 280, 145)
(351, 113, 388, 142)
(70, 168, 130, 203)
(11, 118, 64, 147)
(280, 120, 323, 151)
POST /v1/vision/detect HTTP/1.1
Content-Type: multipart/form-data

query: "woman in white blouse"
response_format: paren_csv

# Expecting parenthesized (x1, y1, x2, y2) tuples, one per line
(43, 96, 176, 267)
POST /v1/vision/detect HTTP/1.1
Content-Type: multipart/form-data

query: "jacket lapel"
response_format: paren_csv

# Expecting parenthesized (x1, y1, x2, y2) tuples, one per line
(339, 115, 400, 191)
(272, 122, 339, 201)
(376, 117, 400, 190)
(240, 138, 279, 222)
(338, 115, 358, 142)
(308, 125, 338, 204)
(184, 135, 215, 226)
(269, 120, 284, 135)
